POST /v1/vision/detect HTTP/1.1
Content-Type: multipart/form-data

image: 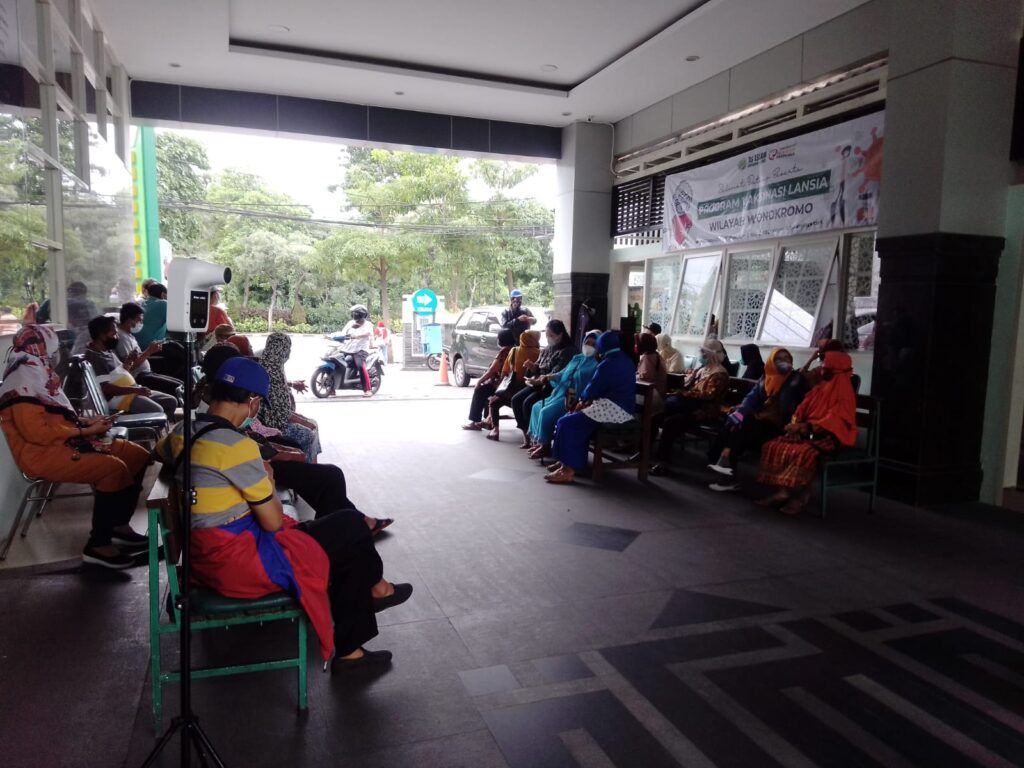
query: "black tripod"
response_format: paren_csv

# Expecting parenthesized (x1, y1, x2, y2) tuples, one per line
(142, 333, 227, 768)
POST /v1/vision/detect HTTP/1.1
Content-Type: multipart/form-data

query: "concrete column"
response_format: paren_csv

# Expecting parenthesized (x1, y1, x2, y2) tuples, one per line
(553, 122, 614, 338)
(872, 0, 1022, 504)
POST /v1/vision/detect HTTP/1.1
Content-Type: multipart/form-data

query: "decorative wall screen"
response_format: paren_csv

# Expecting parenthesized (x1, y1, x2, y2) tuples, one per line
(843, 232, 879, 350)
(644, 257, 680, 332)
(672, 254, 721, 337)
(759, 240, 838, 347)
(722, 249, 772, 340)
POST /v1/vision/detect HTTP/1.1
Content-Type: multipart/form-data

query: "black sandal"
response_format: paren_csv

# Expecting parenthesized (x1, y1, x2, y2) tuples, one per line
(370, 517, 394, 535)
(331, 648, 394, 673)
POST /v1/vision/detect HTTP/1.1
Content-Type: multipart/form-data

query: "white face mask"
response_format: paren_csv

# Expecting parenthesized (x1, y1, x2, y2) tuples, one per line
(583, 345, 597, 358)
(131, 322, 143, 333)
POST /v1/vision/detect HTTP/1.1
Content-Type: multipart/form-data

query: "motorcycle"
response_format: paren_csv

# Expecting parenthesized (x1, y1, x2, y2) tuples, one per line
(310, 333, 384, 398)
(426, 352, 442, 371)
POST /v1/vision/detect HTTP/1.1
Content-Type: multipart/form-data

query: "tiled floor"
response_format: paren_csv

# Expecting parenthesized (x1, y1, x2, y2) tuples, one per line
(3, 396, 1024, 767)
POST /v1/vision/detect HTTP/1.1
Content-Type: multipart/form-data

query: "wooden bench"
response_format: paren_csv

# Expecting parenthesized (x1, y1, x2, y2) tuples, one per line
(662, 375, 756, 448)
(588, 381, 656, 482)
(146, 473, 308, 730)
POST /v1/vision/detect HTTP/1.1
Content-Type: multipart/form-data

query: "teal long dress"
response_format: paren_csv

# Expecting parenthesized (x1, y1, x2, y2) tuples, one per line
(528, 352, 599, 444)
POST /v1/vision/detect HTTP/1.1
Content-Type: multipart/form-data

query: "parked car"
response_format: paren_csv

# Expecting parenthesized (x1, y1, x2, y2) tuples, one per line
(444, 305, 551, 387)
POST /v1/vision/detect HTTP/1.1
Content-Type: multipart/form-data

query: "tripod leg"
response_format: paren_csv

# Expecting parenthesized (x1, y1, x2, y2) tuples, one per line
(189, 722, 228, 768)
(140, 717, 185, 768)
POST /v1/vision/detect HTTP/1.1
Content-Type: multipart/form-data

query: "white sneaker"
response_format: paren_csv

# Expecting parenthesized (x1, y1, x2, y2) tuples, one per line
(362, 391, 373, 397)
(709, 482, 740, 492)
(707, 462, 734, 477)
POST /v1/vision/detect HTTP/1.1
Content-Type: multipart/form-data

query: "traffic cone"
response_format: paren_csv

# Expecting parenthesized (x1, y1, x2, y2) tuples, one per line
(436, 351, 450, 386)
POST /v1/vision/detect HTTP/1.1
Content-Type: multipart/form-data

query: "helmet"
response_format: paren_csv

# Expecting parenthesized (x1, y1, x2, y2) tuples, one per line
(509, 289, 523, 300)
(350, 304, 369, 321)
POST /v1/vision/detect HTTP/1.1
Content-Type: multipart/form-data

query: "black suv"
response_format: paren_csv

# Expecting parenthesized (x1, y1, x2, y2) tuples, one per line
(446, 305, 550, 387)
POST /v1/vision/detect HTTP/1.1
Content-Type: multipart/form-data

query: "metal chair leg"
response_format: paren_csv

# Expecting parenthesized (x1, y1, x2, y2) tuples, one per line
(1, 480, 44, 560)
(21, 481, 56, 538)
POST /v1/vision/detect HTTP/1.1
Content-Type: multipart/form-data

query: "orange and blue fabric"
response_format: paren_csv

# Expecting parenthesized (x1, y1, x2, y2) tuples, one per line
(156, 415, 334, 660)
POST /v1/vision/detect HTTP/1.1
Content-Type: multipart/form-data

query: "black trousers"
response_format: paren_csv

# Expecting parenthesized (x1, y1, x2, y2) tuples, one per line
(89, 483, 143, 547)
(137, 371, 183, 400)
(297, 508, 382, 656)
(654, 398, 710, 462)
(708, 418, 781, 468)
(511, 386, 546, 430)
(468, 383, 496, 422)
(271, 461, 354, 518)
(148, 341, 189, 382)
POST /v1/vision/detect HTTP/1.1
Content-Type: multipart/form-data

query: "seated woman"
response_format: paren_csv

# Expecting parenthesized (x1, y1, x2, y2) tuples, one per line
(462, 329, 515, 430)
(706, 348, 808, 492)
(656, 333, 685, 374)
(258, 332, 320, 462)
(485, 329, 540, 440)
(545, 331, 636, 485)
(757, 351, 858, 515)
(649, 339, 730, 476)
(739, 344, 765, 380)
(526, 330, 600, 459)
(636, 331, 667, 406)
(155, 357, 411, 672)
(514, 319, 577, 448)
(800, 337, 843, 388)
(0, 325, 150, 569)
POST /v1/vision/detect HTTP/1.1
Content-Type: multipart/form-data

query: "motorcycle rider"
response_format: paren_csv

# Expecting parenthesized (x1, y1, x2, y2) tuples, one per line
(340, 305, 375, 397)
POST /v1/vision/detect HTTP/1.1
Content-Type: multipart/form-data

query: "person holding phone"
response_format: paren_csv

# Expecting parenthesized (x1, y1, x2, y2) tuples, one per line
(114, 302, 183, 399)
(0, 324, 151, 569)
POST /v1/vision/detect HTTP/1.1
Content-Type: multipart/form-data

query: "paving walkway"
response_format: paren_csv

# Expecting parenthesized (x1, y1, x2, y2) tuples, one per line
(2, 397, 1024, 767)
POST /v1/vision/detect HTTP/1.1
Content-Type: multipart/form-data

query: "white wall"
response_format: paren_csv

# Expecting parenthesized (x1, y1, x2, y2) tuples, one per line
(614, 0, 893, 156)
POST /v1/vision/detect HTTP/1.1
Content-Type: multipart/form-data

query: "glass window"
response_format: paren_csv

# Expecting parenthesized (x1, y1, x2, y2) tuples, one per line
(644, 256, 680, 333)
(56, 109, 77, 172)
(812, 259, 840, 345)
(52, 24, 73, 103)
(843, 232, 879, 351)
(722, 248, 772, 340)
(0, 105, 50, 315)
(62, 126, 134, 329)
(759, 240, 837, 347)
(672, 254, 720, 337)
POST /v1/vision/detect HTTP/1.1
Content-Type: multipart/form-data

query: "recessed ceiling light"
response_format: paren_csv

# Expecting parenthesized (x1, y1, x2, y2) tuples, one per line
(561, 111, 572, 117)
(685, 55, 700, 62)
(540, 64, 558, 72)
(168, 62, 182, 68)
(269, 24, 291, 33)
(394, 90, 404, 96)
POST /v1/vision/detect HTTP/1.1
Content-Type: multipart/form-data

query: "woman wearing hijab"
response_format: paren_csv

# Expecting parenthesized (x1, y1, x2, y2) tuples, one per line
(636, 332, 667, 402)
(257, 332, 321, 462)
(485, 329, 541, 440)
(526, 330, 601, 459)
(656, 333, 685, 374)
(706, 348, 808, 492)
(757, 351, 858, 515)
(514, 319, 577, 449)
(800, 338, 844, 387)
(463, 329, 516, 431)
(739, 344, 765, 380)
(545, 330, 636, 485)
(0, 325, 150, 569)
(649, 339, 731, 476)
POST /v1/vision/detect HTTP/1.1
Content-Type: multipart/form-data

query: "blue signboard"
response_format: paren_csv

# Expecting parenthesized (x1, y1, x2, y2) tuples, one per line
(421, 323, 443, 354)
(411, 288, 438, 316)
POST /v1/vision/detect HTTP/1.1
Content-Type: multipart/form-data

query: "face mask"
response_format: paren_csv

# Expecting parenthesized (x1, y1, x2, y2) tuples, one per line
(103, 337, 118, 350)
(583, 345, 597, 358)
(546, 334, 556, 346)
(131, 322, 143, 333)
(775, 361, 792, 373)
(239, 400, 258, 430)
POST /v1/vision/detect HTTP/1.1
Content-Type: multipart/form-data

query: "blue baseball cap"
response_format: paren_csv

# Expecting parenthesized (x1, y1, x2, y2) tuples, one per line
(509, 288, 523, 299)
(214, 356, 270, 399)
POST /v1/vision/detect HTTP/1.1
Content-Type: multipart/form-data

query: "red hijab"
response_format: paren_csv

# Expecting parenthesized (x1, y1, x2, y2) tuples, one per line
(794, 351, 858, 446)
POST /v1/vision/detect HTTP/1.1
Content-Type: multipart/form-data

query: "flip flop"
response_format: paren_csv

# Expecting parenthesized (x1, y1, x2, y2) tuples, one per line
(486, 430, 500, 441)
(461, 423, 483, 431)
(545, 469, 574, 485)
(370, 517, 394, 535)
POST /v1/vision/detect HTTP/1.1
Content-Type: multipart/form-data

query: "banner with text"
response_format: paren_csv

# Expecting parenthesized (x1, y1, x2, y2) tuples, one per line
(662, 112, 884, 251)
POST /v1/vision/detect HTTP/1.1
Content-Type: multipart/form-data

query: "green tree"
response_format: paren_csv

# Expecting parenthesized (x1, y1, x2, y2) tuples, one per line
(154, 132, 210, 255)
